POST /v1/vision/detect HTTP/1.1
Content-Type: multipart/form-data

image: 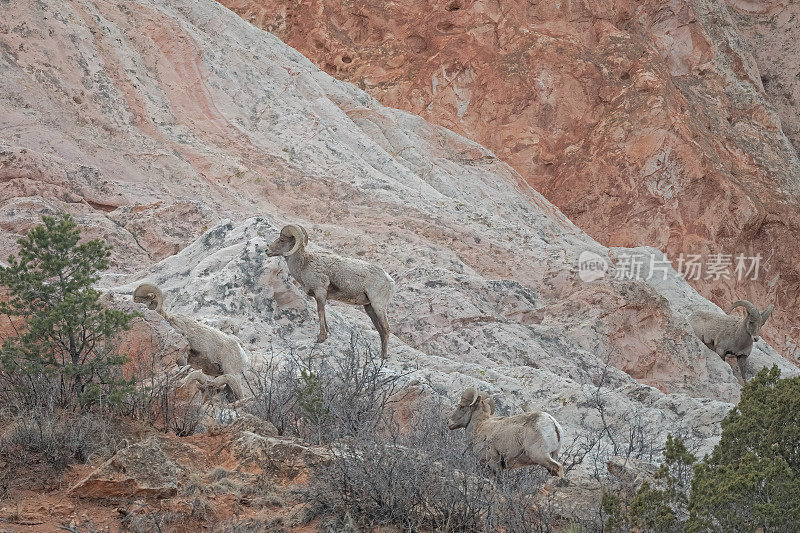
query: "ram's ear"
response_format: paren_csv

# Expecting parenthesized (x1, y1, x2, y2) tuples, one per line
(479, 399, 492, 415)
(762, 305, 774, 324)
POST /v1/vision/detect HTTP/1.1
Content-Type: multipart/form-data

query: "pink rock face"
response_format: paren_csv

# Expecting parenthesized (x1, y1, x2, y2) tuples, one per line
(725, 1, 800, 157)
(0, 0, 796, 415)
(218, 0, 800, 363)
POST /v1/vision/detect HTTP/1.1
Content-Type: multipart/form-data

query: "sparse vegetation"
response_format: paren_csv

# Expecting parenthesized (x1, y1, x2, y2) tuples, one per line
(688, 365, 800, 532)
(241, 338, 574, 531)
(2, 408, 115, 471)
(303, 396, 567, 532)
(243, 333, 404, 444)
(3, 220, 796, 532)
(604, 365, 800, 533)
(0, 214, 136, 413)
(0, 215, 134, 479)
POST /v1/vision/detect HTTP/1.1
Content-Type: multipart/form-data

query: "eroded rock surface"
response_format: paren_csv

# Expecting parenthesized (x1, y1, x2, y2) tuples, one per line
(0, 0, 797, 509)
(69, 438, 179, 499)
(726, 0, 800, 153)
(218, 0, 800, 363)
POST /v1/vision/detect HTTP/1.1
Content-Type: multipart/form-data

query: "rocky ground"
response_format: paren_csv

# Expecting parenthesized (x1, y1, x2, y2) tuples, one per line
(0, 0, 798, 530)
(219, 0, 800, 363)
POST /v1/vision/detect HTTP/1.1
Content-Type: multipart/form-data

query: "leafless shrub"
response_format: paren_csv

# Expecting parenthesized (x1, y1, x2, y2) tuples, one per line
(237, 473, 284, 508)
(563, 358, 662, 481)
(118, 499, 179, 533)
(220, 516, 287, 533)
(244, 332, 406, 444)
(0, 463, 10, 500)
(307, 416, 491, 530)
(119, 348, 207, 436)
(243, 336, 582, 531)
(57, 517, 106, 532)
(301, 333, 407, 444)
(303, 397, 565, 532)
(1, 408, 114, 472)
(117, 349, 214, 437)
(242, 350, 304, 437)
(487, 468, 556, 533)
(169, 401, 204, 437)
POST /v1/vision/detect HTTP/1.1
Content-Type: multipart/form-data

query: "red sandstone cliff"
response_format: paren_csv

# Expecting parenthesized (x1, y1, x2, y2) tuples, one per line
(219, 0, 800, 362)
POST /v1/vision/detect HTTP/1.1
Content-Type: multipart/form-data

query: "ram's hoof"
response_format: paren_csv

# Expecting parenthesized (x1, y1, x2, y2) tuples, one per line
(316, 333, 328, 343)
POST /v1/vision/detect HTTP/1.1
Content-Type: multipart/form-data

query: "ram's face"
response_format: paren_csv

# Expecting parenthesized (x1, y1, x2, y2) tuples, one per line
(133, 291, 158, 310)
(448, 402, 474, 430)
(267, 233, 295, 257)
(747, 318, 763, 341)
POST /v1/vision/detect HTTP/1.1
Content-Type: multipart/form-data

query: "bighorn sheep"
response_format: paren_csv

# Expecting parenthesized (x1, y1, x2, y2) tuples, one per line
(690, 300, 773, 378)
(448, 387, 564, 478)
(266, 224, 395, 358)
(133, 283, 247, 401)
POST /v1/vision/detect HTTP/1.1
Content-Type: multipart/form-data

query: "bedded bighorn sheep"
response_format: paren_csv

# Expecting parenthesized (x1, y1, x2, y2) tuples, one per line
(690, 300, 773, 377)
(133, 283, 247, 401)
(266, 224, 396, 358)
(448, 387, 564, 478)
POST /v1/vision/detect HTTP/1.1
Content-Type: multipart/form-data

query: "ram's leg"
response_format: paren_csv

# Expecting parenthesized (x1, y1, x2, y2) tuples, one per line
(487, 449, 503, 481)
(546, 457, 564, 477)
(719, 348, 745, 385)
(532, 452, 563, 477)
(364, 304, 388, 358)
(314, 290, 328, 343)
(737, 355, 749, 383)
(377, 308, 390, 359)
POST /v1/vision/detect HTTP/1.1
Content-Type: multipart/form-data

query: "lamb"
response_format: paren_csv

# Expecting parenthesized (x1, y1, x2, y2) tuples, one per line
(448, 387, 564, 478)
(132, 283, 248, 401)
(266, 224, 396, 358)
(690, 300, 773, 378)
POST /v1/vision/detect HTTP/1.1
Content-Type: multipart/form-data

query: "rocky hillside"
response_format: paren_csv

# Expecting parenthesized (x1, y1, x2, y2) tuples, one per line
(0, 0, 797, 528)
(219, 0, 800, 363)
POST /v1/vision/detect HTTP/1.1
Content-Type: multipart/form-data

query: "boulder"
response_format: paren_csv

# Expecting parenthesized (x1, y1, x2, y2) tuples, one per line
(69, 438, 178, 500)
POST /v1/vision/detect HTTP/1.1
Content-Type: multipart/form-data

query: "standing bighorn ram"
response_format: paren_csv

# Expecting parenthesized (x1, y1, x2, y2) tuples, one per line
(690, 299, 773, 379)
(448, 387, 564, 478)
(266, 224, 395, 358)
(133, 283, 248, 401)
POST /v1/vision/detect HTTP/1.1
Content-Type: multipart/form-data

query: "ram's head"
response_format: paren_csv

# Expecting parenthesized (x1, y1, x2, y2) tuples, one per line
(267, 224, 308, 257)
(729, 300, 773, 342)
(448, 387, 495, 430)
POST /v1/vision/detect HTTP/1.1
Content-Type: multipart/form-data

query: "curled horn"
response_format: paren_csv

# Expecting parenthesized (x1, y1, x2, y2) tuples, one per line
(281, 224, 308, 257)
(133, 283, 164, 313)
(182, 371, 243, 402)
(729, 300, 760, 319)
(460, 387, 477, 406)
(762, 304, 774, 323)
(212, 375, 244, 401)
(183, 369, 209, 387)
